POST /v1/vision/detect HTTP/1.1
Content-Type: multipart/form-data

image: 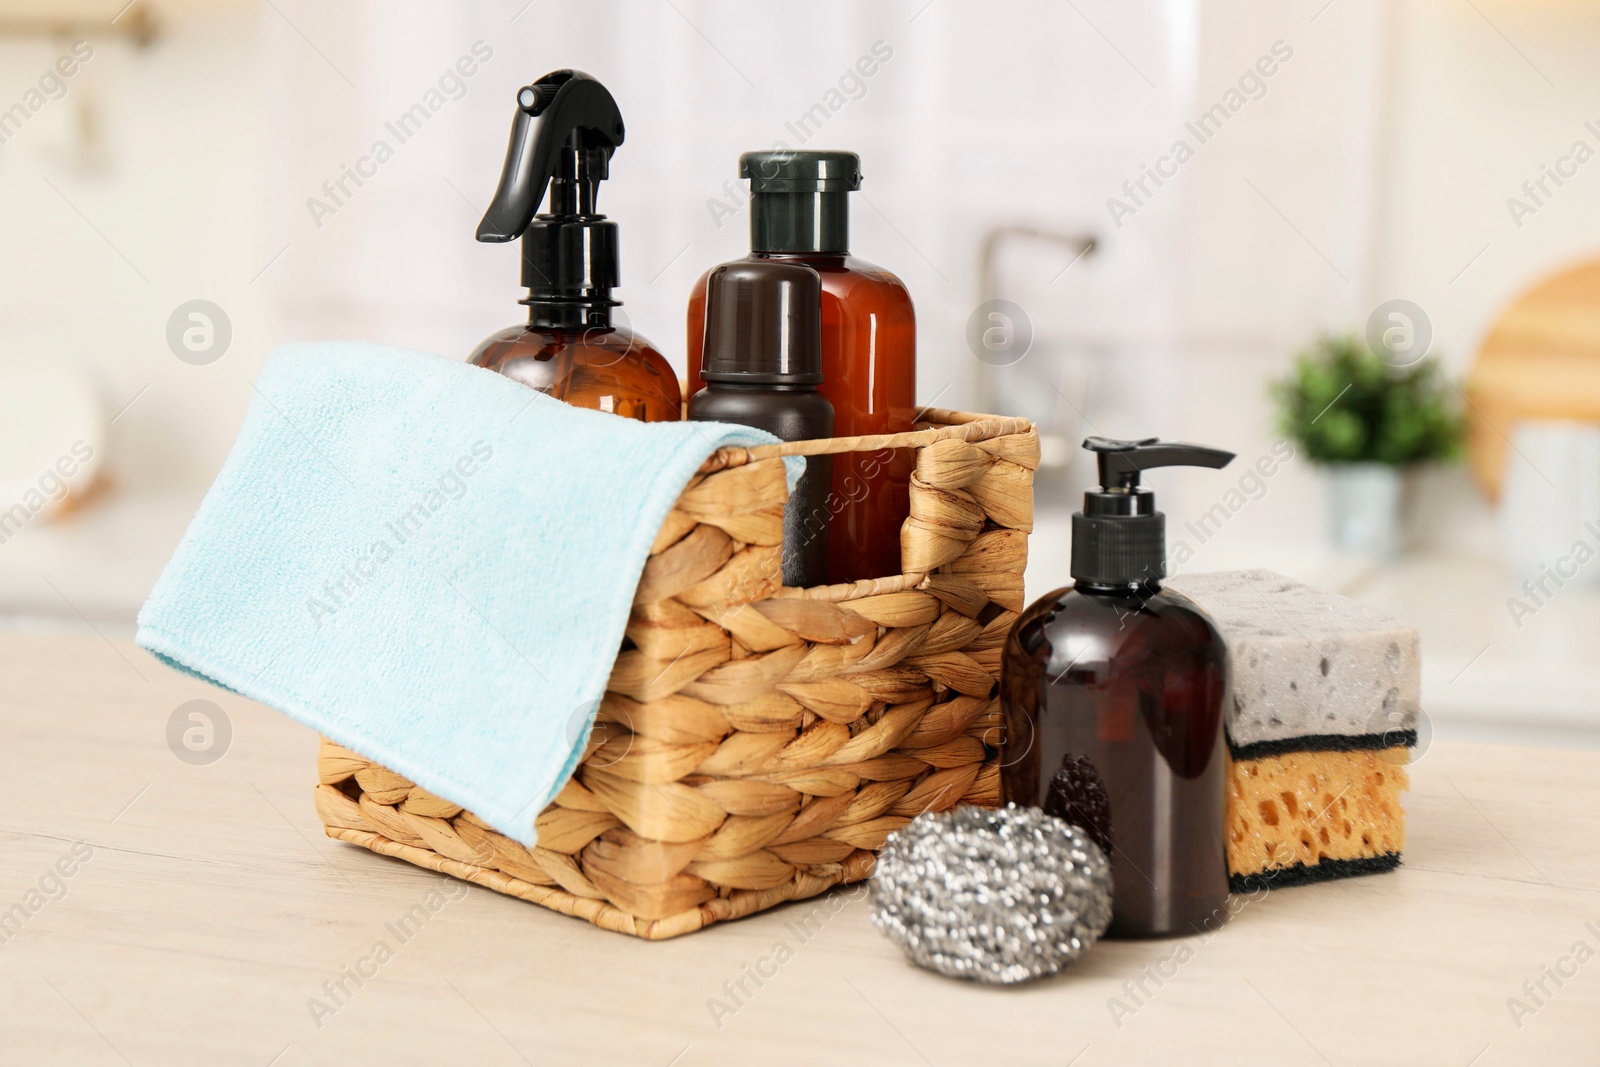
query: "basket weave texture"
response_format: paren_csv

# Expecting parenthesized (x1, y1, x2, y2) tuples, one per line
(314, 409, 1037, 938)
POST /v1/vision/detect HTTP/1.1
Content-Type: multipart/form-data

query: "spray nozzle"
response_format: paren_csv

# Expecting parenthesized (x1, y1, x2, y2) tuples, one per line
(477, 70, 624, 240)
(476, 70, 627, 329)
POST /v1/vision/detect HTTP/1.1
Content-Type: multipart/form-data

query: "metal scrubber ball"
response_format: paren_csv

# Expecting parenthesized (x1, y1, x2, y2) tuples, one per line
(869, 804, 1113, 985)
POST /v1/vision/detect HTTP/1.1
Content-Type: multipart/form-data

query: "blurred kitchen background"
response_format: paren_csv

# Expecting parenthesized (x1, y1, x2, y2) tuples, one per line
(2, 0, 1597, 748)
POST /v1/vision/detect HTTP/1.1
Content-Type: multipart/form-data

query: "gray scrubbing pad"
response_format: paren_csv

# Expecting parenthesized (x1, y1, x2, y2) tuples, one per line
(1163, 569, 1420, 752)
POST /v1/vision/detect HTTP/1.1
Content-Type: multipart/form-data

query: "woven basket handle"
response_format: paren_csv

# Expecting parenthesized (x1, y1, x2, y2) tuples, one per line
(698, 409, 1034, 473)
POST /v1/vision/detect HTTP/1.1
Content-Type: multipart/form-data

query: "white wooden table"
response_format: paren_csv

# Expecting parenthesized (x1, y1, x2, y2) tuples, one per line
(2, 631, 1597, 1065)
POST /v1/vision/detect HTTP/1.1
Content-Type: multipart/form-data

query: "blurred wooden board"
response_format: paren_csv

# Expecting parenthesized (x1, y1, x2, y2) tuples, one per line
(1470, 260, 1600, 499)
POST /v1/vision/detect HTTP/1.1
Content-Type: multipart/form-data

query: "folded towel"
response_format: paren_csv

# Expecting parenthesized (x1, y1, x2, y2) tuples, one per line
(137, 342, 796, 846)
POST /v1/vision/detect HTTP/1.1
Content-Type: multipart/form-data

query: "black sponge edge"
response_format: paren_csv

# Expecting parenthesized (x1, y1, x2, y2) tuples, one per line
(1230, 852, 1401, 894)
(1229, 730, 1417, 761)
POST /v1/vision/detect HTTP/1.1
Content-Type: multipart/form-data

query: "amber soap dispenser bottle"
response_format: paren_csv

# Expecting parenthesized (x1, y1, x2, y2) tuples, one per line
(470, 70, 680, 421)
(687, 150, 915, 581)
(1000, 437, 1235, 939)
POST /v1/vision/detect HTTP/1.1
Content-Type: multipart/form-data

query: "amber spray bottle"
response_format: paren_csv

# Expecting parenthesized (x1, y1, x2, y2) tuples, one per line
(1000, 437, 1235, 939)
(686, 151, 915, 581)
(470, 70, 680, 421)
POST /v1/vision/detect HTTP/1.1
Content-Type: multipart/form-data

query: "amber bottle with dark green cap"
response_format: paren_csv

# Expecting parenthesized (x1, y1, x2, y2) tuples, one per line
(686, 150, 916, 583)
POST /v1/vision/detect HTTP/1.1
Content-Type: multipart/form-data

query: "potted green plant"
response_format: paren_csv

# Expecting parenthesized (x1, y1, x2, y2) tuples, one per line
(1272, 334, 1465, 557)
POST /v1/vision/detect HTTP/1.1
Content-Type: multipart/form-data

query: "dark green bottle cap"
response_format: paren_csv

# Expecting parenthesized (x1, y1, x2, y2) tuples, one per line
(739, 150, 860, 254)
(739, 150, 861, 192)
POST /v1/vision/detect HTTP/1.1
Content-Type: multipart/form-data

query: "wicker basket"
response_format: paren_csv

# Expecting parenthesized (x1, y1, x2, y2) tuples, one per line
(313, 408, 1037, 938)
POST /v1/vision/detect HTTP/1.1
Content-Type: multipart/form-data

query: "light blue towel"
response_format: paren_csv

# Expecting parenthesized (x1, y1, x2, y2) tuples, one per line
(137, 341, 796, 846)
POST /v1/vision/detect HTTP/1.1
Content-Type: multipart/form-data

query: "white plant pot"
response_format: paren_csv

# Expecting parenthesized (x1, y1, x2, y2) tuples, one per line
(1325, 463, 1404, 559)
(1499, 419, 1600, 583)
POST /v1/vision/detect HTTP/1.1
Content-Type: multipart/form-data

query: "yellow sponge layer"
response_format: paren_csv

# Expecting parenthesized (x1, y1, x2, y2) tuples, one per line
(1227, 748, 1408, 878)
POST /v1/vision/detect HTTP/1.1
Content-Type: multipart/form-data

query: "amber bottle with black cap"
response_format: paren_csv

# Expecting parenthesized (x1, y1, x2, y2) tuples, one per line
(689, 261, 834, 587)
(687, 150, 915, 581)
(1000, 436, 1236, 939)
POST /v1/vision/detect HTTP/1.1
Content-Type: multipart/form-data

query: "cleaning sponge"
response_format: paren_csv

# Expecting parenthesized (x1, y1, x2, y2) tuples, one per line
(1227, 747, 1407, 891)
(1164, 569, 1417, 891)
(1165, 568, 1420, 756)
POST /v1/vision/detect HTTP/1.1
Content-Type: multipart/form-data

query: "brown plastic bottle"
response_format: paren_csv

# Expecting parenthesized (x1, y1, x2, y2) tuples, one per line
(687, 151, 915, 581)
(688, 261, 834, 587)
(999, 437, 1236, 939)
(470, 70, 680, 422)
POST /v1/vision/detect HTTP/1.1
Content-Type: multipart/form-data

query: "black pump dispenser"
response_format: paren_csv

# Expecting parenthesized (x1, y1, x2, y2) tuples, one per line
(478, 70, 627, 330)
(1001, 435, 1237, 937)
(1071, 436, 1235, 587)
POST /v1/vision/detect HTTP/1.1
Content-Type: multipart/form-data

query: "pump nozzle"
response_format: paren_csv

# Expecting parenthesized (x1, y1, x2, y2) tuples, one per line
(1071, 436, 1235, 587)
(476, 70, 628, 330)
(1084, 436, 1235, 491)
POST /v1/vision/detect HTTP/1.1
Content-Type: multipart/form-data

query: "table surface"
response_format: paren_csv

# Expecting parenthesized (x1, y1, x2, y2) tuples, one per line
(2, 631, 1597, 1066)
